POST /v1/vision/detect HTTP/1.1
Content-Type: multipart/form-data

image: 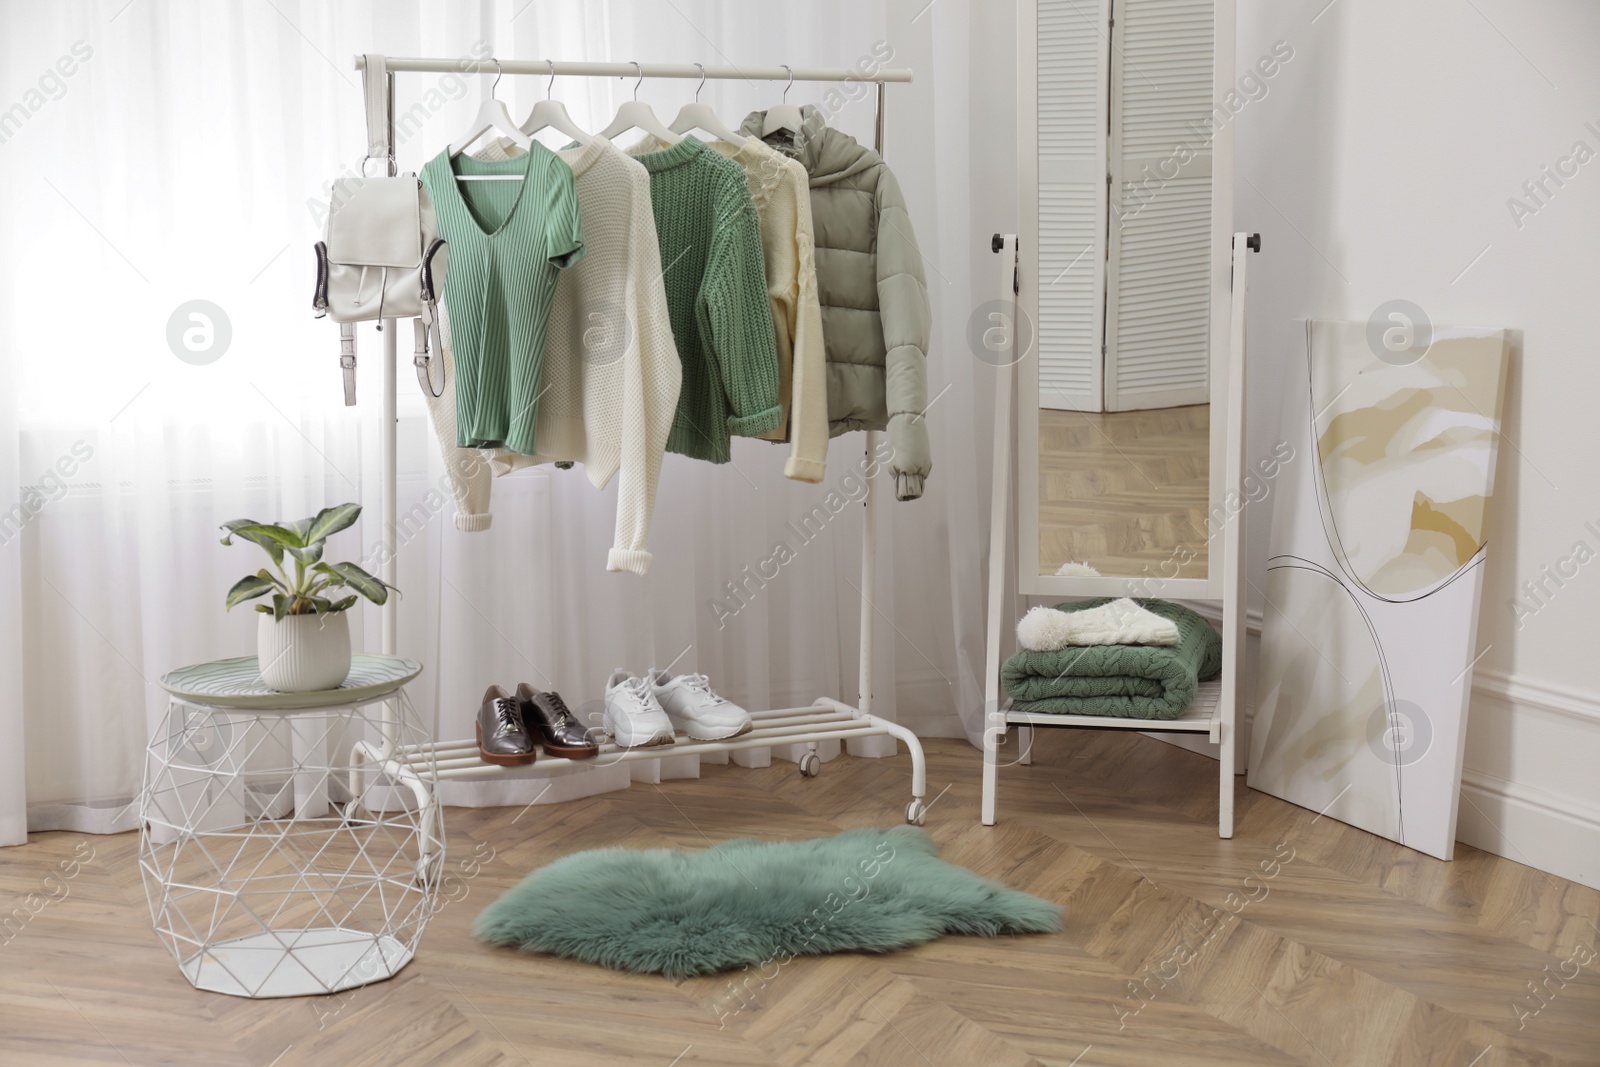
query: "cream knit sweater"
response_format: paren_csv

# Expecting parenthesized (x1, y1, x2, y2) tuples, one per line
(421, 137, 682, 576)
(632, 134, 828, 483)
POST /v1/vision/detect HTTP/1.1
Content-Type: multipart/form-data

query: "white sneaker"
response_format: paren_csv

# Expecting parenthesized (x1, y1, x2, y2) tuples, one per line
(604, 669, 675, 748)
(648, 671, 753, 741)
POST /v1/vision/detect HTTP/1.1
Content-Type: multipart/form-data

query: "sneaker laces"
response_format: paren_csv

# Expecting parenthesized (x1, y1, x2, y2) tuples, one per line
(492, 696, 521, 734)
(680, 673, 727, 704)
(619, 674, 656, 708)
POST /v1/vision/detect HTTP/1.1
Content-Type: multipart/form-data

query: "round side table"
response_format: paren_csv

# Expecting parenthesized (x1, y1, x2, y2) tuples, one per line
(141, 653, 443, 998)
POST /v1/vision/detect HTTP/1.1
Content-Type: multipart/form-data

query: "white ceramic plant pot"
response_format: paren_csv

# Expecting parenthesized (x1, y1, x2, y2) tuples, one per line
(257, 611, 352, 692)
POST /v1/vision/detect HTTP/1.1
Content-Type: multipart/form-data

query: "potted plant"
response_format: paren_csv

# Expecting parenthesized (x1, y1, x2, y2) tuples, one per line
(220, 503, 395, 692)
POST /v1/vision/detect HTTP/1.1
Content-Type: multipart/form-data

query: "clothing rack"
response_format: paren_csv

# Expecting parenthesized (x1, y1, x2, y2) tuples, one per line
(346, 55, 931, 858)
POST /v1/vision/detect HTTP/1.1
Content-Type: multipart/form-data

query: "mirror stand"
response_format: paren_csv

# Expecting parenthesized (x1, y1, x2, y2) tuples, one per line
(980, 233, 1258, 838)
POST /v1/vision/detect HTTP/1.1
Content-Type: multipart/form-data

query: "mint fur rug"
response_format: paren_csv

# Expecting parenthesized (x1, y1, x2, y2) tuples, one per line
(473, 826, 1061, 978)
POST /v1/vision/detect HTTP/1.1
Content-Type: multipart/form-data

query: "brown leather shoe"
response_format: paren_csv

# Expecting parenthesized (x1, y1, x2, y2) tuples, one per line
(516, 683, 600, 759)
(477, 685, 536, 766)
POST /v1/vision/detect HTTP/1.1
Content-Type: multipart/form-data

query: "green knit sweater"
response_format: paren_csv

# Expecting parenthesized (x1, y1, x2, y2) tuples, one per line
(631, 137, 781, 462)
(1001, 599, 1223, 720)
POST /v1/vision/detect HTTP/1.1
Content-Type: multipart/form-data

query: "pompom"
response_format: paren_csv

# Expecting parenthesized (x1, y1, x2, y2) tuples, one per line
(1016, 605, 1076, 652)
(1055, 561, 1101, 577)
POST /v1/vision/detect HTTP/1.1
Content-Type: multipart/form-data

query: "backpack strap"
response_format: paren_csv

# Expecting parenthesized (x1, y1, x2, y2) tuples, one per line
(342, 53, 385, 408)
(414, 238, 447, 397)
(413, 321, 441, 397)
(311, 241, 330, 316)
(340, 323, 357, 406)
(360, 54, 393, 174)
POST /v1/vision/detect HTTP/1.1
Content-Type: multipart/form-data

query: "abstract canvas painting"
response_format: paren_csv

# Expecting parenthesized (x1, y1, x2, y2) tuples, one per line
(1248, 319, 1510, 860)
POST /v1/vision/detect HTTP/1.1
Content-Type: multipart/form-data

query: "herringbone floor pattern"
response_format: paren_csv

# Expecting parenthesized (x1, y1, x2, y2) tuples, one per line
(3, 730, 1597, 1066)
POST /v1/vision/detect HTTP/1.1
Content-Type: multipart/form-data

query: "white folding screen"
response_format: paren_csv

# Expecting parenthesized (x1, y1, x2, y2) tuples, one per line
(1105, 0, 1214, 411)
(1035, 0, 1110, 412)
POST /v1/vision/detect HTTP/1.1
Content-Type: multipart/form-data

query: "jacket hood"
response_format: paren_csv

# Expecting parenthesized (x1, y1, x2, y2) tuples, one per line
(738, 104, 880, 187)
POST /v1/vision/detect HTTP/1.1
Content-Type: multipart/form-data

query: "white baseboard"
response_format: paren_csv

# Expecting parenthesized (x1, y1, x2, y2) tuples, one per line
(1453, 668, 1600, 889)
(1457, 768, 1600, 890)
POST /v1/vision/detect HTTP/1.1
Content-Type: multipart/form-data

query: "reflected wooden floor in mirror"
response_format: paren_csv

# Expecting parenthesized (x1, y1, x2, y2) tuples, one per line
(1040, 404, 1209, 579)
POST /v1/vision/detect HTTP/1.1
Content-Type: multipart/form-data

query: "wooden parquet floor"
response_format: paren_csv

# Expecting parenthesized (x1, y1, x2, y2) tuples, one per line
(1040, 404, 1211, 580)
(3, 730, 1598, 1066)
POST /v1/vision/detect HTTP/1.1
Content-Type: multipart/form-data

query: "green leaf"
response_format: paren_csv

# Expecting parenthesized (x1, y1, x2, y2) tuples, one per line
(224, 574, 276, 610)
(220, 520, 286, 565)
(297, 595, 336, 616)
(253, 604, 274, 614)
(271, 593, 289, 622)
(256, 568, 288, 592)
(286, 517, 314, 544)
(328, 595, 358, 613)
(224, 522, 305, 559)
(322, 561, 394, 605)
(304, 503, 362, 546)
(287, 541, 324, 566)
(219, 518, 260, 545)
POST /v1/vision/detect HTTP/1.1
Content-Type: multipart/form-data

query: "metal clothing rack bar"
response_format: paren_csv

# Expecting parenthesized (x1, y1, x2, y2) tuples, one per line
(353, 56, 914, 83)
(349, 54, 930, 834)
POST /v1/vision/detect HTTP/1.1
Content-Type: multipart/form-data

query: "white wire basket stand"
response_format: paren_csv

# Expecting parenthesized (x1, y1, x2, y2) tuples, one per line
(140, 654, 442, 998)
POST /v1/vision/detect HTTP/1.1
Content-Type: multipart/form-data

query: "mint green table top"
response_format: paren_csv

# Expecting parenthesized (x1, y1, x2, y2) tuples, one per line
(159, 653, 423, 711)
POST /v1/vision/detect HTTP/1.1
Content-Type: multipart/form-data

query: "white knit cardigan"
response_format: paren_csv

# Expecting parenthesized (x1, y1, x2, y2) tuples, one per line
(421, 137, 682, 576)
(632, 134, 829, 483)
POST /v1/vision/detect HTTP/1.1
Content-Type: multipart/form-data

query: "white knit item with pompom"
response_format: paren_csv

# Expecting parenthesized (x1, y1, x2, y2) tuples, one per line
(1016, 599, 1181, 651)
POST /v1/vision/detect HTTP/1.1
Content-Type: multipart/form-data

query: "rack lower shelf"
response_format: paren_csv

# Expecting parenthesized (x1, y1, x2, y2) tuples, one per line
(356, 697, 932, 824)
(1002, 679, 1223, 742)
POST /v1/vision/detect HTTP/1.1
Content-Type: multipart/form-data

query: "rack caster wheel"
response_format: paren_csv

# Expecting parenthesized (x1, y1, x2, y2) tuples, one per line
(798, 752, 821, 778)
(339, 798, 374, 827)
(905, 799, 926, 826)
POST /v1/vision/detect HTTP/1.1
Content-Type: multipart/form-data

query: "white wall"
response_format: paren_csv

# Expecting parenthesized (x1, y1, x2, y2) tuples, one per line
(1236, 0, 1600, 887)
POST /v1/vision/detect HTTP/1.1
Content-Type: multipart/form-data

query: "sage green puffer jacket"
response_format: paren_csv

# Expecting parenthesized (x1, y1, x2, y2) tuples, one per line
(740, 106, 932, 500)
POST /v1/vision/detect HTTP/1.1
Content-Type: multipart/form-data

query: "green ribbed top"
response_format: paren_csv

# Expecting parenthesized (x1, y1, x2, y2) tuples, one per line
(631, 136, 780, 462)
(421, 143, 584, 454)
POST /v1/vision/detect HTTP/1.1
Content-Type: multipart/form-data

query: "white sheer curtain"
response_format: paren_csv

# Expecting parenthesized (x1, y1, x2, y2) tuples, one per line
(0, 0, 992, 845)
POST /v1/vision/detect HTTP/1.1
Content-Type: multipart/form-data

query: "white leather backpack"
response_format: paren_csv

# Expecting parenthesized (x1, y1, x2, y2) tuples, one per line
(312, 54, 447, 403)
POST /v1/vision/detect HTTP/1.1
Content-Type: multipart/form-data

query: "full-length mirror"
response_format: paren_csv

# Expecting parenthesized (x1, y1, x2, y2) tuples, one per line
(1018, 0, 1233, 597)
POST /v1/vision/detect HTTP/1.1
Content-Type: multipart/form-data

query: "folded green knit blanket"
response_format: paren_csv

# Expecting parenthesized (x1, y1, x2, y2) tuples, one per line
(1001, 599, 1223, 720)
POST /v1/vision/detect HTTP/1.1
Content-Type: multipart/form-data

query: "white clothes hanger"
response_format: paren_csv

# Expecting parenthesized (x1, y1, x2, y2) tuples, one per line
(760, 65, 804, 137)
(520, 60, 595, 145)
(596, 62, 683, 145)
(450, 59, 533, 177)
(668, 63, 742, 144)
